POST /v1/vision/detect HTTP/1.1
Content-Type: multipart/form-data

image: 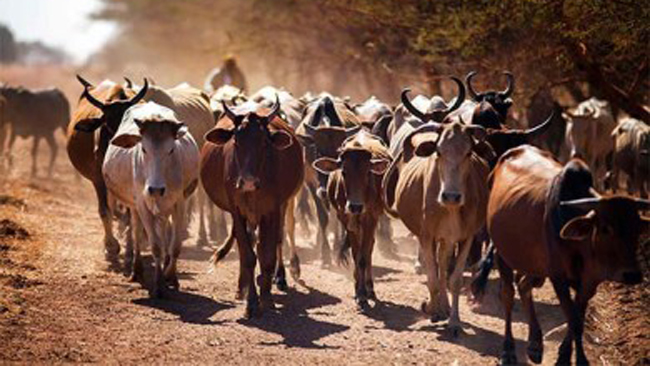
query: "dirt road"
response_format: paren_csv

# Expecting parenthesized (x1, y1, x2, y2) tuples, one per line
(0, 136, 644, 364)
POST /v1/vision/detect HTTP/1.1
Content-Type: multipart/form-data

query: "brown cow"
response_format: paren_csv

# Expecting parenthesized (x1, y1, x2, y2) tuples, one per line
(313, 130, 391, 310)
(608, 117, 650, 198)
(384, 119, 490, 335)
(477, 145, 648, 365)
(66, 76, 147, 261)
(200, 98, 303, 318)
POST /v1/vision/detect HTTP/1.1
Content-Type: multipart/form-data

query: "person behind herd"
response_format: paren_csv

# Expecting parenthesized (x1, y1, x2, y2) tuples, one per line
(204, 54, 248, 94)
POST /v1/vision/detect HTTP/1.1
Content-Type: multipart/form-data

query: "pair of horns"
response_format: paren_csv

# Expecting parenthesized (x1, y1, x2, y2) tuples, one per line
(76, 75, 149, 110)
(221, 95, 281, 126)
(466, 71, 514, 99)
(401, 76, 466, 122)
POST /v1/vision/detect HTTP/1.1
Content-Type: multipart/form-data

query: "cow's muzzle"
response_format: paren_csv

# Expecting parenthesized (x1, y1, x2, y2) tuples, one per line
(236, 177, 260, 192)
(147, 186, 166, 197)
(439, 191, 463, 206)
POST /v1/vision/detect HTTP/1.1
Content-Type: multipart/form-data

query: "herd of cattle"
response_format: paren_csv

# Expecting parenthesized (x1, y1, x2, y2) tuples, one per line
(0, 71, 649, 365)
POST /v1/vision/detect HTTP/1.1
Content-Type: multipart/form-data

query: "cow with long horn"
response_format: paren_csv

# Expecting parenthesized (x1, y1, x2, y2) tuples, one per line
(66, 76, 148, 263)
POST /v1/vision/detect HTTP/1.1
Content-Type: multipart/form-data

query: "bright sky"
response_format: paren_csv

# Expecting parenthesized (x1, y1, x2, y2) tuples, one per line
(0, 0, 118, 64)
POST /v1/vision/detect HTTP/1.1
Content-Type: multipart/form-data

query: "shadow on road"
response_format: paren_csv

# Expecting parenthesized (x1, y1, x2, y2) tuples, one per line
(133, 291, 234, 325)
(237, 285, 348, 349)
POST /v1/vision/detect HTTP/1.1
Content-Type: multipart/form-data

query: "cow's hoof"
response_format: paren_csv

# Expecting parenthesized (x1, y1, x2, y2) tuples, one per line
(104, 239, 120, 262)
(414, 263, 425, 275)
(275, 277, 289, 292)
(244, 301, 260, 319)
(356, 299, 370, 313)
(261, 297, 276, 311)
(367, 290, 378, 301)
(166, 276, 180, 291)
(500, 350, 517, 366)
(289, 255, 301, 281)
(527, 343, 543, 364)
(447, 323, 463, 338)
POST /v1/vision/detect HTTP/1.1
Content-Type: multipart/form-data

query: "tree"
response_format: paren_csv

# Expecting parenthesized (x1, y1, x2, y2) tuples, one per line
(0, 24, 17, 64)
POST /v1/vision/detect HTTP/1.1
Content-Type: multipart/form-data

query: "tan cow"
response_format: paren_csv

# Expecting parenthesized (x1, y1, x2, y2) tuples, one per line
(384, 119, 489, 335)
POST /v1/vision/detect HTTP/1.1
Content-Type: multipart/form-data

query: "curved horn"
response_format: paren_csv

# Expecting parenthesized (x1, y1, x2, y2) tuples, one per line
(262, 94, 281, 122)
(123, 77, 133, 89)
(524, 110, 555, 140)
(221, 100, 238, 123)
(76, 75, 92, 89)
(635, 198, 650, 211)
(401, 89, 427, 121)
(445, 76, 466, 114)
(560, 197, 601, 211)
(345, 125, 362, 137)
(465, 71, 480, 99)
(127, 78, 148, 106)
(500, 71, 515, 98)
(81, 86, 105, 110)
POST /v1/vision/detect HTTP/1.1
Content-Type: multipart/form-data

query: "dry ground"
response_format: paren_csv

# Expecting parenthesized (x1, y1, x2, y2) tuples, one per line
(0, 132, 647, 365)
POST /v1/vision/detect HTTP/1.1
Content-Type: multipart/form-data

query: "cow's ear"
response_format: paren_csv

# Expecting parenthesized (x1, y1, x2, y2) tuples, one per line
(205, 128, 233, 145)
(313, 157, 340, 175)
(271, 130, 293, 150)
(111, 134, 142, 148)
(370, 159, 390, 175)
(74, 118, 103, 133)
(560, 215, 594, 241)
(414, 140, 437, 157)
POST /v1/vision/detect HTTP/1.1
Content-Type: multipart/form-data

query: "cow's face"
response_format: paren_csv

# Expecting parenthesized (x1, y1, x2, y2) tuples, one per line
(205, 99, 290, 192)
(414, 121, 486, 207)
(112, 119, 187, 199)
(314, 149, 389, 215)
(560, 196, 650, 284)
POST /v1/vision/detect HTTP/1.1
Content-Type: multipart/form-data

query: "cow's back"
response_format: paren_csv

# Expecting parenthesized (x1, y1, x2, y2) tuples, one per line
(488, 145, 561, 276)
(167, 85, 214, 147)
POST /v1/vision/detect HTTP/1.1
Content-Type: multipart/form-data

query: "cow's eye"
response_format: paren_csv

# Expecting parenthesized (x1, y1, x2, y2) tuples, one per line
(168, 147, 174, 155)
(142, 147, 147, 154)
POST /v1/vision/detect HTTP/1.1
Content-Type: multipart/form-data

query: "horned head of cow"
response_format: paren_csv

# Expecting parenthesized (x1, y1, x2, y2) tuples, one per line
(483, 110, 556, 158)
(205, 96, 292, 192)
(559, 195, 650, 284)
(401, 76, 466, 123)
(466, 71, 514, 119)
(74, 75, 149, 134)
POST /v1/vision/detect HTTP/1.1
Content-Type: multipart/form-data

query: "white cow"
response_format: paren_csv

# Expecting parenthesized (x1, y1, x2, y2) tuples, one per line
(103, 102, 199, 298)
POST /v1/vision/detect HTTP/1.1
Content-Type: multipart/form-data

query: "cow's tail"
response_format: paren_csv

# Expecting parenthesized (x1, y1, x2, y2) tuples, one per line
(470, 242, 495, 301)
(210, 232, 235, 267)
(337, 232, 351, 267)
(381, 151, 402, 218)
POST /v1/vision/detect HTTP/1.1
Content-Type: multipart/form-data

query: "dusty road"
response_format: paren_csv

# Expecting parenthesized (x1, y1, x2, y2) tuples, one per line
(0, 136, 645, 364)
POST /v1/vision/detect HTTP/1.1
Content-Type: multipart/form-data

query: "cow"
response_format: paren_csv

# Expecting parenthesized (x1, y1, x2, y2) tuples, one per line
(204, 55, 248, 94)
(461, 70, 515, 124)
(67, 76, 148, 262)
(607, 117, 650, 198)
(472, 145, 648, 365)
(295, 94, 361, 266)
(200, 98, 304, 318)
(0, 84, 70, 177)
(313, 130, 391, 310)
(251, 86, 305, 129)
(103, 102, 199, 297)
(383, 118, 490, 335)
(352, 95, 393, 144)
(563, 97, 616, 187)
(139, 82, 226, 246)
(526, 88, 567, 158)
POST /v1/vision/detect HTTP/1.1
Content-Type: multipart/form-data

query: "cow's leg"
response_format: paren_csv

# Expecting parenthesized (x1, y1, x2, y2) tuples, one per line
(308, 183, 331, 266)
(45, 133, 57, 178)
(516, 275, 544, 364)
(363, 218, 378, 302)
(296, 187, 312, 237)
(283, 199, 300, 284)
(30, 136, 40, 177)
(164, 201, 186, 290)
(258, 213, 280, 312)
(376, 214, 397, 260)
(124, 209, 134, 274)
(196, 189, 209, 247)
(550, 278, 575, 365)
(129, 210, 145, 283)
(274, 204, 289, 292)
(420, 236, 443, 319)
(210, 205, 227, 243)
(93, 179, 120, 262)
(137, 203, 164, 298)
(574, 281, 597, 365)
(436, 239, 453, 320)
(6, 131, 16, 170)
(447, 238, 473, 336)
(497, 255, 517, 365)
(349, 230, 368, 310)
(233, 213, 258, 318)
